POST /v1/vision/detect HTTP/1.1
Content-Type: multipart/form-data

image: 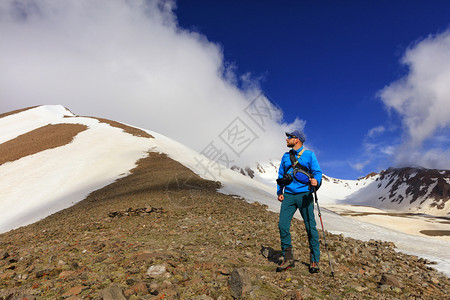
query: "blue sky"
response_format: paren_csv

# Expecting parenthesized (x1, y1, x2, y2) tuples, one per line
(175, 0, 450, 179)
(1, 0, 449, 180)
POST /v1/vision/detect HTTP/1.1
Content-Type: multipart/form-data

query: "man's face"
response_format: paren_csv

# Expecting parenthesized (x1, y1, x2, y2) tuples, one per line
(286, 135, 298, 148)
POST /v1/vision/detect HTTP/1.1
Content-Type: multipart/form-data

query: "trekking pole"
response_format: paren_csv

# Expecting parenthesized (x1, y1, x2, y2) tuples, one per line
(313, 187, 335, 278)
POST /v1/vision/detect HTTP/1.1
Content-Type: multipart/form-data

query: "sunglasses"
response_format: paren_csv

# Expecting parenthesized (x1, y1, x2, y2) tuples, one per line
(286, 135, 297, 139)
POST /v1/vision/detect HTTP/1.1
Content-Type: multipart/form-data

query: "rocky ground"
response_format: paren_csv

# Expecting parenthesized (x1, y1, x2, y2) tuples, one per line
(0, 152, 449, 299)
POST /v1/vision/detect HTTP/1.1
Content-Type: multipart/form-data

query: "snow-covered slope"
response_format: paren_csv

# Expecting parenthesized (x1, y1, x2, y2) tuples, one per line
(0, 106, 154, 232)
(1, 105, 449, 276)
(334, 168, 450, 216)
(0, 105, 278, 233)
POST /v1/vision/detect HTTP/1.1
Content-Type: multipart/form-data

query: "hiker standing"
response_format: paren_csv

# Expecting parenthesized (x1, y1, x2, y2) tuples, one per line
(276, 130, 322, 273)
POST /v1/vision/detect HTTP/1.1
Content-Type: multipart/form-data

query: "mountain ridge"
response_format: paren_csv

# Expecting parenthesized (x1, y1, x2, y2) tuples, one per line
(340, 167, 450, 216)
(242, 161, 449, 216)
(0, 105, 449, 298)
(0, 120, 449, 298)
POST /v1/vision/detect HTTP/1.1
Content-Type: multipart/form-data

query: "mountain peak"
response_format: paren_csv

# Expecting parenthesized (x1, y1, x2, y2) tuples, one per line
(359, 171, 379, 180)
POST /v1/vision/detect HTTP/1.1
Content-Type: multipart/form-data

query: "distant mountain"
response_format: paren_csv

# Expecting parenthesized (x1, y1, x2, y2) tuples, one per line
(234, 162, 450, 216)
(320, 168, 449, 216)
(374, 167, 449, 214)
(231, 161, 279, 186)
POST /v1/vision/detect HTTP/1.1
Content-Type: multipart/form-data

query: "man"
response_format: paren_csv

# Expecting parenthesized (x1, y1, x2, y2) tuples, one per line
(276, 130, 322, 273)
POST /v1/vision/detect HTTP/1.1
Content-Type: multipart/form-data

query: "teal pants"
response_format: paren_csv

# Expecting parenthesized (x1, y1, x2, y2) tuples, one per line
(279, 192, 320, 262)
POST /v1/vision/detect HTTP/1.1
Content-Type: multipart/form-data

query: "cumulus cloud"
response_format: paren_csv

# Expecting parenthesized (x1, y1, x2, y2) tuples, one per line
(0, 0, 302, 166)
(379, 29, 450, 170)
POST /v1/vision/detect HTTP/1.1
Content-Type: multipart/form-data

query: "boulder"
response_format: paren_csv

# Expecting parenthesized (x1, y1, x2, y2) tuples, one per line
(380, 273, 402, 288)
(229, 268, 252, 299)
(100, 285, 126, 300)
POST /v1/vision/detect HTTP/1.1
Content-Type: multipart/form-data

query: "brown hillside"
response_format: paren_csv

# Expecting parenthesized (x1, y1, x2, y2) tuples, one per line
(0, 124, 88, 165)
(88, 117, 153, 139)
(0, 151, 448, 299)
(0, 108, 153, 166)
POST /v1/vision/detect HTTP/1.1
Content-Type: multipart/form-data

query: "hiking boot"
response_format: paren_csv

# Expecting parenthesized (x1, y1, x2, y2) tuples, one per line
(276, 258, 294, 272)
(276, 248, 295, 272)
(309, 262, 319, 273)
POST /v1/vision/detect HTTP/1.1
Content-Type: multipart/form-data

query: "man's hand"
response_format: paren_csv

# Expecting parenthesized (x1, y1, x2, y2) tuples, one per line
(310, 178, 318, 187)
(278, 194, 284, 202)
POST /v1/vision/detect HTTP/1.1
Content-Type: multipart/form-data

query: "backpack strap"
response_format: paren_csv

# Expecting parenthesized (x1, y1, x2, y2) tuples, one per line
(289, 149, 313, 176)
(289, 149, 306, 170)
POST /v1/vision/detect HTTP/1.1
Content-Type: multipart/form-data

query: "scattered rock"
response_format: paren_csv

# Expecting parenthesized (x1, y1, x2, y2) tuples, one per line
(35, 269, 50, 278)
(283, 289, 303, 299)
(130, 281, 148, 294)
(148, 282, 160, 295)
(377, 284, 390, 292)
(192, 295, 214, 300)
(15, 294, 36, 300)
(354, 286, 366, 292)
(108, 207, 164, 218)
(218, 267, 231, 275)
(229, 268, 252, 299)
(430, 277, 439, 284)
(0, 270, 15, 280)
(380, 273, 402, 288)
(0, 251, 9, 260)
(62, 285, 88, 298)
(100, 285, 126, 300)
(146, 264, 167, 278)
(59, 270, 77, 279)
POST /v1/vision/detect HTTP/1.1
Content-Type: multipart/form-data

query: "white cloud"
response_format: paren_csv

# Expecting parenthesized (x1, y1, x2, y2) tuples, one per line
(350, 160, 370, 172)
(380, 146, 395, 156)
(0, 0, 302, 166)
(393, 145, 450, 170)
(367, 125, 385, 138)
(378, 29, 450, 170)
(419, 148, 450, 169)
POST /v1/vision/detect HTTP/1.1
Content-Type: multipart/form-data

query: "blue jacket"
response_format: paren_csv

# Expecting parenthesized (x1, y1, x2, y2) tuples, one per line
(277, 146, 322, 195)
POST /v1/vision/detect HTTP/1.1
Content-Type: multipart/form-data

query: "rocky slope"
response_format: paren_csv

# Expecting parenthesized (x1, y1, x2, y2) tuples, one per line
(0, 152, 448, 299)
(377, 167, 449, 212)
